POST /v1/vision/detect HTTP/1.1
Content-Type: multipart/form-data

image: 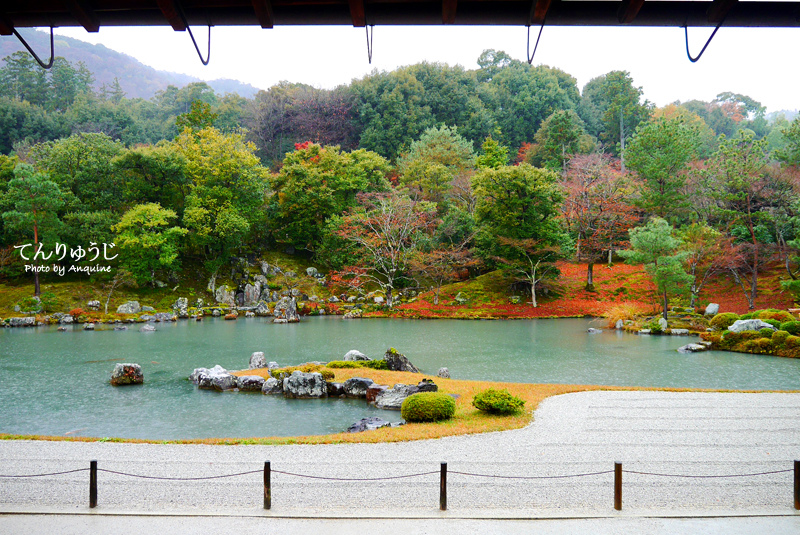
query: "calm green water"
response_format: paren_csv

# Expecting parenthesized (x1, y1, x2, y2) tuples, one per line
(1, 317, 798, 440)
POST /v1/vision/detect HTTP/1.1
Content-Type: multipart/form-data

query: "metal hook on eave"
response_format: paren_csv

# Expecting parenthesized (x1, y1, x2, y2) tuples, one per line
(175, 2, 211, 65)
(526, 17, 546, 65)
(366, 24, 374, 64)
(12, 26, 54, 69)
(683, 19, 724, 63)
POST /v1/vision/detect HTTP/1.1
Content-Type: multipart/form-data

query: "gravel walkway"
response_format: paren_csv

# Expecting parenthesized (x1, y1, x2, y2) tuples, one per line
(1, 391, 799, 516)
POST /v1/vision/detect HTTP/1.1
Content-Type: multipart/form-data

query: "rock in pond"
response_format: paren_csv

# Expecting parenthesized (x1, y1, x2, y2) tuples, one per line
(366, 384, 388, 403)
(83, 323, 95, 331)
(437, 367, 451, 379)
(587, 328, 602, 333)
(111, 363, 143, 386)
(374, 384, 418, 410)
(250, 351, 267, 369)
(383, 348, 420, 373)
(615, 319, 624, 330)
(261, 377, 283, 395)
(343, 349, 370, 361)
(8, 317, 35, 327)
(139, 324, 156, 333)
(273, 296, 299, 323)
(343, 377, 374, 398)
(283, 371, 328, 398)
(116, 301, 141, 315)
(327, 382, 345, 397)
(237, 375, 265, 392)
(347, 417, 392, 433)
(677, 343, 711, 354)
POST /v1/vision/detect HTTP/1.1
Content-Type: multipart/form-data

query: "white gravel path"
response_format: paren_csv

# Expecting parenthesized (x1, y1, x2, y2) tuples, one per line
(1, 391, 799, 516)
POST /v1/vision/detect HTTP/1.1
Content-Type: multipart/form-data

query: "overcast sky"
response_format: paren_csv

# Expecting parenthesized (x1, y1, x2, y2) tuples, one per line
(53, 24, 799, 113)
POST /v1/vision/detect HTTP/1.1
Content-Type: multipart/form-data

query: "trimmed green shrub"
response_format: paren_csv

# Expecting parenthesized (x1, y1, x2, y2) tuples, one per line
(786, 335, 800, 348)
(759, 328, 775, 338)
(326, 360, 389, 370)
(763, 319, 782, 329)
(472, 388, 526, 415)
(756, 309, 796, 323)
(779, 321, 800, 335)
(401, 392, 456, 423)
(710, 312, 740, 331)
(773, 330, 790, 345)
(739, 312, 754, 320)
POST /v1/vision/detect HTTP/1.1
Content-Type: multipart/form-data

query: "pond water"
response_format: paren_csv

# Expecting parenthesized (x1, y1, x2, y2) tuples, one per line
(1, 316, 799, 440)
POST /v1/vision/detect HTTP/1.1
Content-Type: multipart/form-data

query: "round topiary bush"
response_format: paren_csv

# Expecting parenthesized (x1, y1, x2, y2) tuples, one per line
(401, 392, 456, 422)
(772, 330, 790, 345)
(756, 309, 796, 323)
(710, 312, 740, 331)
(779, 321, 800, 335)
(472, 388, 526, 415)
(759, 328, 775, 338)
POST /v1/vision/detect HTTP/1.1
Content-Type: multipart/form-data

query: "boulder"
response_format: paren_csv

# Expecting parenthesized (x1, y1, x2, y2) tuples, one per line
(638, 329, 651, 335)
(343, 377, 374, 398)
(243, 282, 261, 306)
(615, 319, 624, 330)
(343, 350, 370, 361)
(677, 343, 710, 354)
(273, 296, 299, 323)
(454, 292, 468, 305)
(59, 315, 74, 324)
(172, 297, 189, 317)
(437, 367, 451, 379)
(114, 325, 128, 331)
(671, 329, 690, 335)
(237, 375, 265, 392)
(141, 306, 156, 313)
(83, 323, 95, 331)
(374, 383, 419, 410)
(261, 377, 284, 395)
(306, 267, 319, 278)
(658, 317, 669, 331)
(383, 348, 421, 373)
(190, 365, 224, 384)
(283, 371, 328, 399)
(327, 382, 345, 397)
(366, 384, 388, 403)
(373, 296, 384, 305)
(250, 351, 267, 369)
(728, 319, 777, 333)
(587, 328, 602, 333)
(704, 303, 720, 316)
(211, 374, 238, 391)
(254, 301, 271, 316)
(153, 312, 177, 322)
(8, 317, 35, 327)
(416, 378, 438, 392)
(343, 309, 362, 319)
(57, 326, 67, 332)
(87, 300, 101, 311)
(245, 311, 255, 318)
(212, 309, 221, 317)
(268, 361, 279, 370)
(328, 296, 340, 303)
(139, 324, 156, 332)
(110, 363, 143, 386)
(215, 285, 236, 306)
(347, 417, 391, 433)
(116, 301, 141, 314)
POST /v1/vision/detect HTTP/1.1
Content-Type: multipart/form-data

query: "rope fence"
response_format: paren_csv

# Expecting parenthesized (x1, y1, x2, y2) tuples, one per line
(2, 460, 798, 511)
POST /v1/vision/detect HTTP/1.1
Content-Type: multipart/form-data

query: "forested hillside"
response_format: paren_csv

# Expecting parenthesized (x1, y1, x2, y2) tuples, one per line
(1, 41, 800, 318)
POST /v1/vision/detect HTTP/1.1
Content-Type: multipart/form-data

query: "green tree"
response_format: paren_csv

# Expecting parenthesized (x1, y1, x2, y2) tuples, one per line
(472, 163, 564, 261)
(624, 116, 699, 221)
(398, 125, 476, 205)
(475, 133, 509, 170)
(112, 144, 188, 214)
(581, 71, 650, 170)
(619, 218, 692, 321)
(775, 116, 800, 166)
(268, 142, 390, 251)
(176, 100, 218, 131)
(171, 127, 268, 266)
(112, 203, 187, 285)
(530, 110, 587, 173)
(1, 163, 63, 296)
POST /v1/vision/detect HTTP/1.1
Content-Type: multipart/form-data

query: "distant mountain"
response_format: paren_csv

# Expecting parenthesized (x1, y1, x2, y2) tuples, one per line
(0, 29, 260, 100)
(767, 110, 799, 123)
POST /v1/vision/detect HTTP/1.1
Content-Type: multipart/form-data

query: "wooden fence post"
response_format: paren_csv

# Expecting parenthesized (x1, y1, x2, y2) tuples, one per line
(614, 462, 622, 511)
(264, 461, 271, 510)
(89, 460, 97, 509)
(440, 462, 447, 511)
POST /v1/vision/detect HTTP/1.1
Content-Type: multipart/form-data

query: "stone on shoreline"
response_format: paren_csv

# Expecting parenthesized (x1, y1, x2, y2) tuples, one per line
(383, 348, 420, 373)
(283, 371, 327, 398)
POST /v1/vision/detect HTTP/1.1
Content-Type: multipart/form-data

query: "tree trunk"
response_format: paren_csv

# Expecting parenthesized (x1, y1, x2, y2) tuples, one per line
(33, 220, 41, 297)
(608, 248, 613, 266)
(662, 290, 669, 321)
(585, 262, 594, 291)
(530, 279, 538, 308)
(619, 110, 626, 173)
(433, 287, 439, 306)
